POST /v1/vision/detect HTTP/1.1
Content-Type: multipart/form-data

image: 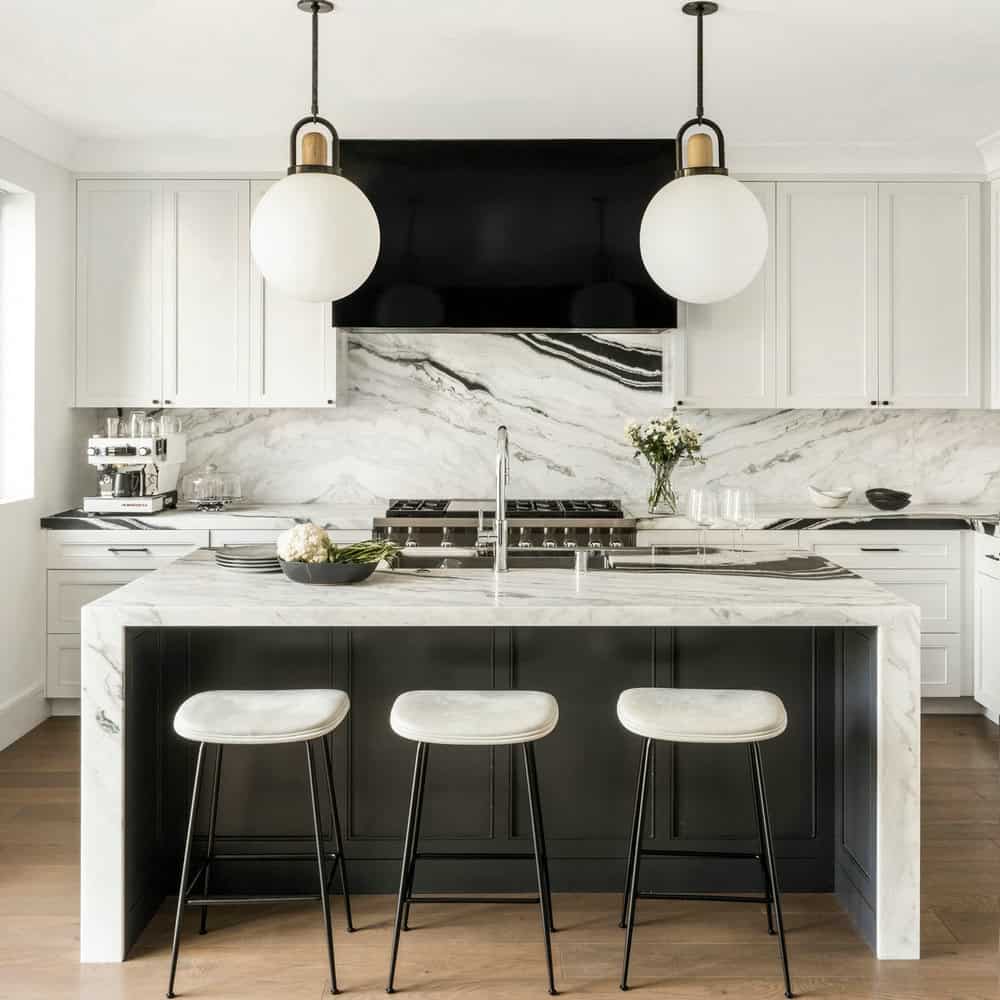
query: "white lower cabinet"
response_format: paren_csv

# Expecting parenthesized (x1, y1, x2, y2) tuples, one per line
(799, 529, 967, 699)
(44, 530, 209, 700)
(46, 635, 83, 700)
(973, 536, 1000, 717)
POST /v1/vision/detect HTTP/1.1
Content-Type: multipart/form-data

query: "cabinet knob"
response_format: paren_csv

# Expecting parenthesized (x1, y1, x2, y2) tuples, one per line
(882, 400, 890, 406)
(327, 399, 334, 405)
(870, 400, 877, 406)
(676, 400, 684, 407)
(152, 399, 160, 405)
(164, 399, 172, 405)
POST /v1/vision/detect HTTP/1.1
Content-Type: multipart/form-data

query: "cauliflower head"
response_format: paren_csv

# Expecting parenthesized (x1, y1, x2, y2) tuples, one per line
(276, 522, 332, 564)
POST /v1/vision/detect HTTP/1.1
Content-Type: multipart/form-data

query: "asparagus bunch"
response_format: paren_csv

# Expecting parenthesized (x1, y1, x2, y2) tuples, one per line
(327, 539, 401, 567)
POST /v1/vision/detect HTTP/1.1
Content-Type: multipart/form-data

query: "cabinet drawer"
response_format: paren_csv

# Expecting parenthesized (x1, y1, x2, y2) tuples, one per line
(857, 569, 962, 632)
(47, 570, 147, 633)
(47, 530, 209, 569)
(46, 635, 81, 699)
(800, 530, 961, 569)
(920, 634, 963, 698)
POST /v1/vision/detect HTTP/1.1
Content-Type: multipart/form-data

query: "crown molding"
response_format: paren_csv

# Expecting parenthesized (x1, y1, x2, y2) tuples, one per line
(72, 133, 990, 178)
(0, 88, 79, 171)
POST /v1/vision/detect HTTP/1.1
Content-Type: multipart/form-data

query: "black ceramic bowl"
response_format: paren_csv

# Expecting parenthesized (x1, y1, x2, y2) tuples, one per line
(865, 488, 912, 511)
(279, 560, 378, 585)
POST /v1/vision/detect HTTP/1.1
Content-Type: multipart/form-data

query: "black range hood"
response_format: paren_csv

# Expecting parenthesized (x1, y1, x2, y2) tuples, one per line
(333, 140, 677, 331)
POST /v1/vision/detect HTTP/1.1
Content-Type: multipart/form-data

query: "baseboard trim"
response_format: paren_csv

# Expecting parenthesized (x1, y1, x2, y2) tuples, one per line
(921, 696, 989, 716)
(0, 682, 49, 751)
(48, 698, 81, 717)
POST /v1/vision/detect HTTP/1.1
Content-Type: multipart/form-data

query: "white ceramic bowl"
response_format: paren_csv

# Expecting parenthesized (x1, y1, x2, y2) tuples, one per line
(808, 485, 852, 509)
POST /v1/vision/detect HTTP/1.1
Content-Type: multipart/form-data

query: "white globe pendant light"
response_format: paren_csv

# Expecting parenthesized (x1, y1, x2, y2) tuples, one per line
(250, 0, 380, 303)
(640, 2, 767, 305)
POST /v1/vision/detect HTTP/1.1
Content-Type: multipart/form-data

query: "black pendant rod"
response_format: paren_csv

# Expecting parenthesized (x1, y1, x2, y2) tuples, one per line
(311, 3, 319, 118)
(695, 7, 704, 122)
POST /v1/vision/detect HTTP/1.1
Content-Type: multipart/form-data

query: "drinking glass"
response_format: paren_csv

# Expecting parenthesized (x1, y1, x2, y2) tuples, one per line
(722, 487, 756, 558)
(686, 488, 718, 562)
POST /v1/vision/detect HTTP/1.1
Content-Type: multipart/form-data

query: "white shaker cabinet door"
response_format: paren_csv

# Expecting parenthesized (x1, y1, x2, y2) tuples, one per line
(667, 182, 776, 410)
(76, 180, 164, 406)
(974, 557, 1000, 717)
(775, 183, 878, 409)
(249, 179, 342, 407)
(877, 182, 982, 409)
(162, 180, 250, 407)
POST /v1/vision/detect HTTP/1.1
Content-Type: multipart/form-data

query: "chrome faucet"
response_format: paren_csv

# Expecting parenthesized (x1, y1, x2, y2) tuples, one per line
(494, 425, 510, 572)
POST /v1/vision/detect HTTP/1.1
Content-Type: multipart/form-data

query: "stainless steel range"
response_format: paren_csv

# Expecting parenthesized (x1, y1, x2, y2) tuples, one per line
(372, 498, 637, 550)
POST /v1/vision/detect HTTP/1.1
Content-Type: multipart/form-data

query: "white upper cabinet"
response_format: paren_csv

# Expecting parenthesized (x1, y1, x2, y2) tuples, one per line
(76, 180, 164, 406)
(775, 182, 879, 409)
(667, 182, 776, 409)
(249, 180, 342, 407)
(878, 182, 982, 409)
(162, 181, 250, 407)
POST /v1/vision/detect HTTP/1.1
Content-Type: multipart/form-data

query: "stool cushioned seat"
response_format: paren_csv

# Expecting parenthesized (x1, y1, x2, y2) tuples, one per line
(617, 688, 787, 744)
(173, 689, 350, 745)
(390, 690, 559, 746)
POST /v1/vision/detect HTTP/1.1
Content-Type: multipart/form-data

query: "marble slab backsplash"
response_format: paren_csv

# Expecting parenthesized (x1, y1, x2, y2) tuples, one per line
(168, 331, 1000, 507)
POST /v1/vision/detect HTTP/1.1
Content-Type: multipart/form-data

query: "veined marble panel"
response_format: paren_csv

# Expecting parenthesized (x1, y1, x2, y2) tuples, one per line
(157, 331, 1000, 507)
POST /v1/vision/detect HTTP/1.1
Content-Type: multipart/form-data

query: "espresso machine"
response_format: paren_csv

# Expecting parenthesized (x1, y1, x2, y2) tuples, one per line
(84, 433, 186, 513)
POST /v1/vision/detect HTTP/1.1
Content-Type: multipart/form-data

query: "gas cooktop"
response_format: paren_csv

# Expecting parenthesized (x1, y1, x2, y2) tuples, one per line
(384, 499, 626, 519)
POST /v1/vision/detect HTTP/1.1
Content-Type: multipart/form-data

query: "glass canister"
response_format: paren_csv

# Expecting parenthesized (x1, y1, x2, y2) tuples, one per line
(181, 463, 243, 510)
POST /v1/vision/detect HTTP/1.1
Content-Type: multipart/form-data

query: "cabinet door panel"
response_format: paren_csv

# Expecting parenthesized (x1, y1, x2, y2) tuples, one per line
(974, 568, 1000, 715)
(249, 179, 339, 406)
(162, 180, 249, 406)
(76, 180, 163, 406)
(920, 634, 962, 698)
(776, 183, 878, 408)
(668, 182, 776, 409)
(877, 183, 982, 409)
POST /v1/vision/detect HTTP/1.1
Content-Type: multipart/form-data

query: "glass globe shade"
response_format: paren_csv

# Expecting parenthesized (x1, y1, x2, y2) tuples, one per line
(251, 172, 380, 303)
(639, 173, 768, 305)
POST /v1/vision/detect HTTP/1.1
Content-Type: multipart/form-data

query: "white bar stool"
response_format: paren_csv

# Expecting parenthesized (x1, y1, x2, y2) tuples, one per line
(616, 687, 794, 998)
(386, 689, 560, 996)
(167, 689, 354, 998)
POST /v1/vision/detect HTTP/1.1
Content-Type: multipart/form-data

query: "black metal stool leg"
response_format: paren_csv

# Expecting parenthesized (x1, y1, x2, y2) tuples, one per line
(620, 738, 652, 992)
(619, 737, 648, 929)
(523, 743, 557, 935)
(166, 742, 206, 999)
(307, 740, 339, 995)
(523, 742, 557, 996)
(750, 743, 794, 999)
(747, 743, 776, 935)
(322, 733, 355, 933)
(401, 740, 429, 933)
(387, 742, 428, 994)
(199, 744, 224, 935)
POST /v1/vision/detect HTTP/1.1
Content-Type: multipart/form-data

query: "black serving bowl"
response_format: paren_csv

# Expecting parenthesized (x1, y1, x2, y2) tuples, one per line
(279, 560, 378, 585)
(865, 488, 912, 511)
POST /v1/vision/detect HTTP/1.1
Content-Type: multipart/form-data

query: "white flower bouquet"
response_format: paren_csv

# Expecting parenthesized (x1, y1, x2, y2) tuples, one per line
(625, 416, 705, 514)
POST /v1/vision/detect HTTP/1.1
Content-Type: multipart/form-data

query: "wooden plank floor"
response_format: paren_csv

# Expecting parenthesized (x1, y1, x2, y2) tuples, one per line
(0, 716, 996, 999)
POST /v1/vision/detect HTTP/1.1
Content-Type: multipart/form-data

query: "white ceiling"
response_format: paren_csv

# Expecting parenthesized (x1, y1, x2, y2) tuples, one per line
(1, 0, 999, 172)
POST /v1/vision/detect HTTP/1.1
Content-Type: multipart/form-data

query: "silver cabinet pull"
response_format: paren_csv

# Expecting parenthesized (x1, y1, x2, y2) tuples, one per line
(859, 546, 900, 552)
(107, 546, 152, 554)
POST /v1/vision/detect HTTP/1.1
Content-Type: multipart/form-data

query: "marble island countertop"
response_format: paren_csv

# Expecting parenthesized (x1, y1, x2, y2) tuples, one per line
(90, 547, 916, 628)
(81, 543, 922, 964)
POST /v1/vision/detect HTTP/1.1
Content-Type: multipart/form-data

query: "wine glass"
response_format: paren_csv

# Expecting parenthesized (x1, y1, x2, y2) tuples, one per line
(722, 487, 756, 558)
(687, 488, 718, 562)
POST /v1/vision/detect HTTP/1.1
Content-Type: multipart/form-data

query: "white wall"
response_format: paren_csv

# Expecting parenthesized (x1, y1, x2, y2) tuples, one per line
(0, 133, 92, 749)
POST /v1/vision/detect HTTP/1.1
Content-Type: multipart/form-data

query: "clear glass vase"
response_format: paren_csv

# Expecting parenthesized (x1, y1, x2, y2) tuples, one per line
(647, 460, 679, 515)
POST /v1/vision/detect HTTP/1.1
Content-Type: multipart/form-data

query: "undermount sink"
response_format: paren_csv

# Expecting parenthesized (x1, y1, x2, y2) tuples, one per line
(395, 548, 605, 570)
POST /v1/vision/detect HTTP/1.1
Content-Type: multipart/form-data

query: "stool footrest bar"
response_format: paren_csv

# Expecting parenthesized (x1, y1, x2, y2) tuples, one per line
(184, 893, 324, 906)
(640, 848, 761, 860)
(636, 891, 770, 904)
(413, 851, 535, 861)
(406, 894, 541, 905)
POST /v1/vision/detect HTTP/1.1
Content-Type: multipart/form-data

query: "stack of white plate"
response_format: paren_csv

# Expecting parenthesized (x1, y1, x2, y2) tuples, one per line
(214, 544, 281, 574)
